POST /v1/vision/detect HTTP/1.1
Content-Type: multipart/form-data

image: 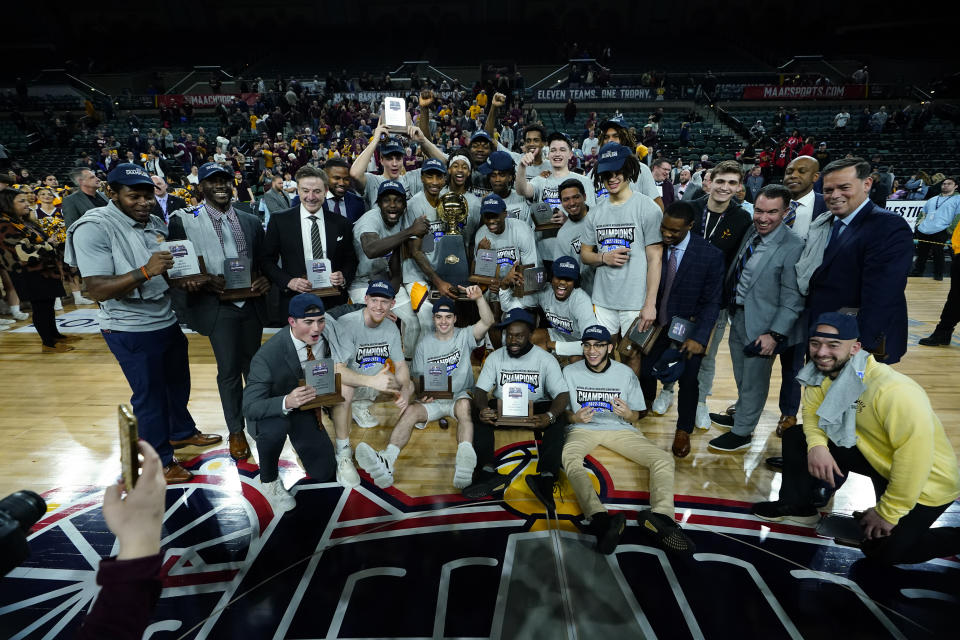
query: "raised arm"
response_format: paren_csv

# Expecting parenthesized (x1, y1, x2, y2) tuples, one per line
(485, 92, 507, 138)
(349, 122, 390, 189)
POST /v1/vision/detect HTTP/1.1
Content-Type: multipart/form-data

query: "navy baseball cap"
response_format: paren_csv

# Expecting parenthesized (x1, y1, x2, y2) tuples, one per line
(497, 307, 536, 329)
(470, 130, 494, 145)
(811, 312, 859, 340)
(377, 180, 406, 199)
(422, 158, 447, 175)
(599, 118, 628, 133)
(107, 163, 154, 187)
(552, 255, 580, 281)
(581, 324, 611, 344)
(596, 143, 630, 173)
(480, 193, 507, 216)
(366, 279, 396, 299)
(432, 296, 456, 314)
(288, 293, 326, 319)
(477, 150, 515, 175)
(379, 138, 404, 157)
(652, 347, 687, 383)
(198, 162, 231, 182)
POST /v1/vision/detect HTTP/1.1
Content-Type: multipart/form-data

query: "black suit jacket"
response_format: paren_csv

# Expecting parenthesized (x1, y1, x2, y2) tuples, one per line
(152, 194, 187, 223)
(263, 204, 357, 313)
(166, 209, 268, 335)
(806, 200, 913, 363)
(655, 233, 724, 347)
(323, 191, 365, 224)
(812, 192, 828, 216)
(659, 179, 676, 207)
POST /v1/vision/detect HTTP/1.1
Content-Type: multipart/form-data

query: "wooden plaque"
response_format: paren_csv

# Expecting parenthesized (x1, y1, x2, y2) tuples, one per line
(165, 255, 208, 287)
(495, 399, 540, 427)
(418, 373, 454, 399)
(298, 373, 344, 409)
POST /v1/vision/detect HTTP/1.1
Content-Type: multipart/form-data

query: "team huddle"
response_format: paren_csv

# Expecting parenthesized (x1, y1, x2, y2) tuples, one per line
(64, 109, 960, 563)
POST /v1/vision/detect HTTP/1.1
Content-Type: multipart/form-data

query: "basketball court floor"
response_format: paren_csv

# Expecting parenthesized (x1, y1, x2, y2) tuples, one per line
(0, 277, 957, 639)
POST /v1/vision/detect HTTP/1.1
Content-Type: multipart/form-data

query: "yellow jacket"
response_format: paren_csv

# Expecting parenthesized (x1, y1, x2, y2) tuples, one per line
(803, 355, 960, 525)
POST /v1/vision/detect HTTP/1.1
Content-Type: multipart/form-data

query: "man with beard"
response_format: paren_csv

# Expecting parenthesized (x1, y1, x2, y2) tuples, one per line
(477, 151, 531, 225)
(555, 179, 595, 294)
(349, 181, 429, 375)
(499, 255, 597, 359)
(322, 158, 365, 223)
(349, 123, 446, 209)
(473, 193, 539, 308)
(167, 163, 272, 461)
(462, 308, 570, 511)
(515, 132, 596, 268)
(562, 325, 696, 556)
(66, 164, 221, 483)
(751, 313, 960, 565)
(354, 289, 494, 490)
(597, 119, 662, 210)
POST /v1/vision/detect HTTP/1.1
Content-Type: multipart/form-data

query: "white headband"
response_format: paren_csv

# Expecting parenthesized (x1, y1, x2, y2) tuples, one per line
(449, 155, 472, 170)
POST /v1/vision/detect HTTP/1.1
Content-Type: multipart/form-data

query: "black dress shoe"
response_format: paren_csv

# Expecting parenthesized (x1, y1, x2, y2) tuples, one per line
(919, 331, 952, 346)
(709, 412, 735, 428)
(526, 473, 556, 512)
(765, 456, 784, 469)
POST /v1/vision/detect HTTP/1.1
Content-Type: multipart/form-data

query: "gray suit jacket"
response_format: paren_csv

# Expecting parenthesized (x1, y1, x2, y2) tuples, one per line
(62, 190, 107, 230)
(725, 224, 806, 345)
(261, 189, 290, 215)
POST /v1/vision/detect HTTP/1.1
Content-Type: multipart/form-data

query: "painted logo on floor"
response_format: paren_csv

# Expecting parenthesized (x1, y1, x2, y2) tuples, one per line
(1, 444, 957, 639)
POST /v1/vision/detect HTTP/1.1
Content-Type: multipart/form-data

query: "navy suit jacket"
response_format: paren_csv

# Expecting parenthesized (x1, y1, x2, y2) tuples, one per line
(656, 233, 724, 347)
(806, 200, 913, 363)
(812, 192, 827, 216)
(323, 191, 365, 224)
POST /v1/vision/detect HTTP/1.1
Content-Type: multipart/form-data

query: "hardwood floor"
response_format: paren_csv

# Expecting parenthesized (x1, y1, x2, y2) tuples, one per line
(1, 277, 957, 517)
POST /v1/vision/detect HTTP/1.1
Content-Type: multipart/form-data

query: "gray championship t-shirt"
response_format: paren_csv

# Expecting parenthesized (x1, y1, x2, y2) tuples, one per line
(563, 359, 647, 431)
(338, 308, 405, 374)
(71, 214, 176, 332)
(353, 206, 412, 281)
(412, 327, 479, 401)
(529, 173, 596, 262)
(583, 192, 662, 310)
(362, 171, 423, 210)
(502, 190, 532, 226)
(473, 217, 539, 273)
(499, 286, 596, 346)
(475, 345, 566, 403)
(555, 213, 595, 295)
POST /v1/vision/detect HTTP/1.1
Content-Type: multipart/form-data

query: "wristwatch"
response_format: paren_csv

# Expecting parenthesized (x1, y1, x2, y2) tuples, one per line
(546, 410, 557, 424)
(768, 331, 786, 343)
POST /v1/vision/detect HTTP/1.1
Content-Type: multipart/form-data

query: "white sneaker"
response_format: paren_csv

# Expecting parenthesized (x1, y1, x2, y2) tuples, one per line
(73, 295, 94, 305)
(651, 389, 675, 415)
(261, 479, 296, 512)
(355, 442, 394, 488)
(351, 401, 379, 429)
(336, 455, 361, 489)
(53, 298, 63, 311)
(453, 442, 477, 489)
(695, 403, 711, 430)
(11, 311, 28, 321)
(414, 422, 427, 430)
(0, 318, 15, 325)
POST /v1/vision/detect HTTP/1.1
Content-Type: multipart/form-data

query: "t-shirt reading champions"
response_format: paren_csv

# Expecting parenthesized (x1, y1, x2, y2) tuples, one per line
(562, 359, 646, 430)
(475, 345, 565, 403)
(339, 308, 404, 374)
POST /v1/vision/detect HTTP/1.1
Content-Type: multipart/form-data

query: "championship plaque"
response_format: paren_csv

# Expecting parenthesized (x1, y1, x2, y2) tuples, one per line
(496, 382, 538, 427)
(617, 318, 661, 358)
(512, 264, 545, 297)
(470, 248, 500, 285)
(431, 193, 471, 298)
(419, 364, 453, 399)
(299, 358, 344, 409)
(382, 97, 409, 135)
(220, 257, 260, 301)
(307, 258, 340, 297)
(531, 202, 562, 231)
(159, 240, 205, 282)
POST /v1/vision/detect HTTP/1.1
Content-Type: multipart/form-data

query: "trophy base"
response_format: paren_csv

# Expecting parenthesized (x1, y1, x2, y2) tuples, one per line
(428, 289, 471, 301)
(534, 222, 563, 232)
(469, 275, 499, 286)
(219, 287, 261, 301)
(495, 399, 540, 427)
(309, 287, 342, 297)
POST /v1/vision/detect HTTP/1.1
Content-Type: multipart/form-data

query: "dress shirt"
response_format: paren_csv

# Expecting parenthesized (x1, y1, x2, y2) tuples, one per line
(300, 204, 327, 266)
(670, 230, 691, 268)
(791, 189, 817, 240)
(282, 330, 327, 415)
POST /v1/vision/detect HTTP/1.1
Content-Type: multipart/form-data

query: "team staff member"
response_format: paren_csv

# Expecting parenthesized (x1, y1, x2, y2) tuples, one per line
(920, 177, 960, 347)
(912, 175, 958, 281)
(580, 143, 663, 375)
(752, 313, 960, 565)
(499, 255, 597, 358)
(463, 308, 569, 510)
(322, 158, 366, 223)
(167, 162, 272, 461)
(563, 325, 696, 556)
(66, 164, 221, 483)
(242, 294, 346, 511)
(354, 288, 494, 490)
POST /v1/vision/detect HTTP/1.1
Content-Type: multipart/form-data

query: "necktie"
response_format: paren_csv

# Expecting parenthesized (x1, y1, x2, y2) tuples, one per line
(305, 343, 315, 361)
(735, 233, 763, 282)
(657, 247, 678, 327)
(307, 215, 324, 259)
(335, 198, 346, 218)
(785, 200, 799, 228)
(828, 216, 843, 246)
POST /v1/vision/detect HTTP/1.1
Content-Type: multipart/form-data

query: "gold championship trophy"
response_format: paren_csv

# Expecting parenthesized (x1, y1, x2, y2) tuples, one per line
(431, 193, 471, 299)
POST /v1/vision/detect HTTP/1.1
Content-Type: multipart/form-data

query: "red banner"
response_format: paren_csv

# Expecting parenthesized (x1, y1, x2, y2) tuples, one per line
(741, 85, 867, 100)
(156, 94, 249, 108)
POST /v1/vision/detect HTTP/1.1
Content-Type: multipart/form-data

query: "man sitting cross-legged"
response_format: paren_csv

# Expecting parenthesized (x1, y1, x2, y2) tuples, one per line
(355, 286, 495, 489)
(563, 325, 696, 556)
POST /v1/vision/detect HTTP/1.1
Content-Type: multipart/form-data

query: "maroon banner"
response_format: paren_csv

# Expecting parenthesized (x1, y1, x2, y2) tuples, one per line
(156, 94, 244, 108)
(741, 85, 867, 100)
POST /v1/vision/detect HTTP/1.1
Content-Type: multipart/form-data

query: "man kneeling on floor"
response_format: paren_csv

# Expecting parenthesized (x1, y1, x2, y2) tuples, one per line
(563, 325, 696, 556)
(462, 308, 569, 507)
(355, 286, 494, 489)
(752, 312, 960, 564)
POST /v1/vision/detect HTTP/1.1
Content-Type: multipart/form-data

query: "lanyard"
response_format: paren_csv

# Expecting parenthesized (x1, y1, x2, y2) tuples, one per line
(701, 205, 724, 241)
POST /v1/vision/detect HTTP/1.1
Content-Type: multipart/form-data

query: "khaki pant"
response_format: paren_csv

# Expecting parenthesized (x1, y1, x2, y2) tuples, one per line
(562, 426, 676, 518)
